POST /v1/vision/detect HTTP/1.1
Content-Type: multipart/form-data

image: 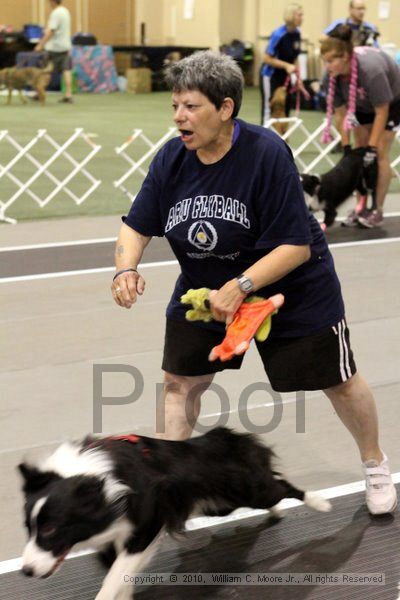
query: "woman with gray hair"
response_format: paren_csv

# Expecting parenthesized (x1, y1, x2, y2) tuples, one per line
(111, 50, 396, 516)
(260, 3, 304, 126)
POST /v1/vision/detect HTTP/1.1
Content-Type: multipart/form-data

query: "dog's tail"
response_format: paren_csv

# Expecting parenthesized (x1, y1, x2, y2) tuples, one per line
(303, 491, 331, 512)
(280, 480, 331, 512)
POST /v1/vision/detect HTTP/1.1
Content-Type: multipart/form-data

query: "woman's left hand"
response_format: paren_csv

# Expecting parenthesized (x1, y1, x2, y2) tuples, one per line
(209, 280, 247, 325)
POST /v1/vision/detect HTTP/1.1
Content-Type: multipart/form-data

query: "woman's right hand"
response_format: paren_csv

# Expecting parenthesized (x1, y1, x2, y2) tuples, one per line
(111, 270, 146, 309)
(285, 64, 296, 75)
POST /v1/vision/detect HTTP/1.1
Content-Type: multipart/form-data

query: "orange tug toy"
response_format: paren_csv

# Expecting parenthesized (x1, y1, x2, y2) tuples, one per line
(180, 289, 285, 362)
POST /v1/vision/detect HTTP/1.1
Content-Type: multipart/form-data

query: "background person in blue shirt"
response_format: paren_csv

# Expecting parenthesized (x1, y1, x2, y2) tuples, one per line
(111, 50, 396, 516)
(260, 3, 304, 126)
(323, 0, 379, 47)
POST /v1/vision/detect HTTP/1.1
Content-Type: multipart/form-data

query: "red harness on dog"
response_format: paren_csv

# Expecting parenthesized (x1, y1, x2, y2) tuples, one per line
(86, 433, 150, 455)
(108, 434, 141, 444)
(107, 434, 150, 455)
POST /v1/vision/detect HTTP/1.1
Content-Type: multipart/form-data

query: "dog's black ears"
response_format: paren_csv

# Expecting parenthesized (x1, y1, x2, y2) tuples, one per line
(71, 477, 106, 515)
(18, 463, 57, 492)
(73, 476, 104, 499)
(300, 174, 320, 184)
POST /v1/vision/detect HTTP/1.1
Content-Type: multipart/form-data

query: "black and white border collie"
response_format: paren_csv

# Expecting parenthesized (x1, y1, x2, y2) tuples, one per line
(18, 427, 331, 599)
(301, 147, 375, 228)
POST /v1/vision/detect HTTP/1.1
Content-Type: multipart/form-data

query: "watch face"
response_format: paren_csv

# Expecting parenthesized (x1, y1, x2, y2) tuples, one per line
(238, 276, 253, 293)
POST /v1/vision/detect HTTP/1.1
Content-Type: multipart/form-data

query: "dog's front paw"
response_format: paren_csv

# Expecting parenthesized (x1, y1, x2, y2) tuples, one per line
(116, 588, 135, 600)
(95, 590, 115, 600)
(118, 585, 136, 600)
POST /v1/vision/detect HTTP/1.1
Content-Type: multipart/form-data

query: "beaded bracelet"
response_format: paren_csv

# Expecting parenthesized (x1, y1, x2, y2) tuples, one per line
(112, 268, 137, 281)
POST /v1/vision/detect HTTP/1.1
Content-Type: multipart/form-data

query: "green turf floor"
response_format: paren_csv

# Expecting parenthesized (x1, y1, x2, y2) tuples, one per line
(0, 87, 399, 222)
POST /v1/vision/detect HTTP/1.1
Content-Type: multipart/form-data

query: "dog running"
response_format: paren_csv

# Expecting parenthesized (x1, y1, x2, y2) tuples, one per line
(301, 147, 377, 228)
(19, 427, 331, 599)
(0, 64, 53, 105)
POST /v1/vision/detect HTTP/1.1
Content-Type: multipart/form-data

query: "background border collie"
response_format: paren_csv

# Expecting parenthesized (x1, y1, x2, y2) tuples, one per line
(18, 427, 331, 599)
(301, 147, 376, 228)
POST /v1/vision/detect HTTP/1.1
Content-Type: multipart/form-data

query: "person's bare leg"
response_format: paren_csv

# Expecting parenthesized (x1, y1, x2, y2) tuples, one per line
(323, 372, 382, 462)
(348, 124, 370, 211)
(354, 125, 395, 213)
(375, 129, 396, 211)
(156, 372, 215, 440)
(353, 124, 370, 149)
(63, 69, 72, 98)
(325, 372, 397, 514)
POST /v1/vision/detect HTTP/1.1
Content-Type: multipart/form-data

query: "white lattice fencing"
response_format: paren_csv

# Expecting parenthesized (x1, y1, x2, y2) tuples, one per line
(264, 117, 341, 174)
(114, 127, 177, 201)
(267, 117, 400, 182)
(114, 122, 342, 200)
(0, 128, 101, 224)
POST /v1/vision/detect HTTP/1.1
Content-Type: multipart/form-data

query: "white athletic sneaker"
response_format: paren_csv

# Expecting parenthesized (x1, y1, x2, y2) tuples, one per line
(363, 453, 397, 515)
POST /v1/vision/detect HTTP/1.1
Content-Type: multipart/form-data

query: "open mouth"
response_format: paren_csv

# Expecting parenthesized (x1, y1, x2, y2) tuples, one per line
(41, 549, 70, 579)
(179, 129, 194, 141)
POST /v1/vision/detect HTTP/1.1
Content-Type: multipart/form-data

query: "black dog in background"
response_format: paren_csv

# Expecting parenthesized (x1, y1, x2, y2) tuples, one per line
(301, 146, 377, 228)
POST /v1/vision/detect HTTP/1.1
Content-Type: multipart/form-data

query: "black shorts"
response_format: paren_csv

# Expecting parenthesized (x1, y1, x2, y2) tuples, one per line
(162, 318, 357, 392)
(46, 51, 72, 74)
(356, 99, 400, 131)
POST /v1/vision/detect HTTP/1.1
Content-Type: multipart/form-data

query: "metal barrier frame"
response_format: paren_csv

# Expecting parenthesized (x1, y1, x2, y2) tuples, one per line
(114, 127, 177, 201)
(264, 117, 341, 173)
(1, 120, 398, 225)
(0, 128, 101, 224)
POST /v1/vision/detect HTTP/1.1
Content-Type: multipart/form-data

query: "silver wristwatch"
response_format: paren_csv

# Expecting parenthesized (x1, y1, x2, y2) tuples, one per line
(236, 273, 254, 294)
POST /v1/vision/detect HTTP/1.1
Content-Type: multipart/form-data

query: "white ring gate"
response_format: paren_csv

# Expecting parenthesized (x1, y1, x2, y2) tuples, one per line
(264, 117, 341, 173)
(0, 128, 101, 224)
(114, 127, 177, 201)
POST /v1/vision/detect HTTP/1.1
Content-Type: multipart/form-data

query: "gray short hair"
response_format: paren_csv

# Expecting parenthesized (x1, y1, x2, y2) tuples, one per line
(164, 50, 244, 118)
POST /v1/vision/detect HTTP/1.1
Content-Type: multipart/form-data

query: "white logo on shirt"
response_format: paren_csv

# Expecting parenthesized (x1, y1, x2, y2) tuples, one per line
(165, 194, 250, 233)
(188, 221, 217, 251)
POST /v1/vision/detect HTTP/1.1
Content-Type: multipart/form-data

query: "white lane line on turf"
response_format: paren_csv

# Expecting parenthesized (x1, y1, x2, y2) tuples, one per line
(332, 237, 400, 249)
(0, 260, 179, 283)
(2, 471, 399, 574)
(1, 237, 400, 283)
(1, 212, 400, 252)
(0, 237, 116, 252)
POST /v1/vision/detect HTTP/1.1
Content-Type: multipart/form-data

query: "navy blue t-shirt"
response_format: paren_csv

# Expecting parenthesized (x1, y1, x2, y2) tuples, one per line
(123, 120, 344, 337)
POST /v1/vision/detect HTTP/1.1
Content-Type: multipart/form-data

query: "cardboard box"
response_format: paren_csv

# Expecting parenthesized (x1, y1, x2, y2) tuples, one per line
(114, 52, 132, 75)
(126, 68, 152, 93)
